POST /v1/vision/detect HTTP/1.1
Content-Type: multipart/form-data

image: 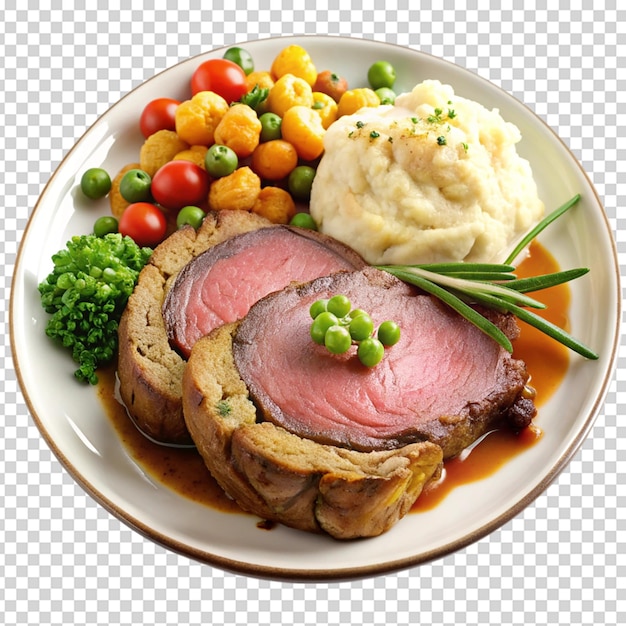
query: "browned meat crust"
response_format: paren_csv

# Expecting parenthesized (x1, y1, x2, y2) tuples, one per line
(117, 211, 368, 444)
(182, 323, 444, 539)
(117, 210, 272, 444)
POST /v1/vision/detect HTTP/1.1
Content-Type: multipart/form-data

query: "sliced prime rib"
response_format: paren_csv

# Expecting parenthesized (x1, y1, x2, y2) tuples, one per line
(162, 225, 367, 358)
(233, 267, 536, 458)
(182, 323, 444, 539)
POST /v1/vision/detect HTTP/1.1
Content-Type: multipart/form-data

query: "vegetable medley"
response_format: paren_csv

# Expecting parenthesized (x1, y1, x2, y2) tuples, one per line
(80, 43, 398, 248)
(44, 44, 399, 382)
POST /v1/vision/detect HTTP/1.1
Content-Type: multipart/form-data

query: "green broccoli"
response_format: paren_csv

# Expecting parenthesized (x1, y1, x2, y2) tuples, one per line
(38, 233, 153, 384)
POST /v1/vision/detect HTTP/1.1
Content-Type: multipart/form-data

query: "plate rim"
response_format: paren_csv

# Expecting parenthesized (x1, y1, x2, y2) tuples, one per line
(9, 34, 622, 582)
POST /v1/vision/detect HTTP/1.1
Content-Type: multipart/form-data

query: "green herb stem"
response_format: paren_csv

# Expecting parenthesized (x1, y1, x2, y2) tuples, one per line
(411, 262, 517, 281)
(376, 194, 598, 360)
(385, 266, 513, 352)
(455, 289, 598, 360)
(504, 193, 581, 265)
(378, 265, 548, 310)
(503, 268, 590, 293)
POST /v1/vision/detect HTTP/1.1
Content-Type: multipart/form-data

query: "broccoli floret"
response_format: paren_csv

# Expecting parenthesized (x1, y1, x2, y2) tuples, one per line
(38, 233, 152, 384)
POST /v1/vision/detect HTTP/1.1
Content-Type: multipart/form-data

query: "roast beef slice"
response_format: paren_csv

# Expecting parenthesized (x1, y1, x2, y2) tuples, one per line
(117, 209, 272, 444)
(182, 323, 443, 540)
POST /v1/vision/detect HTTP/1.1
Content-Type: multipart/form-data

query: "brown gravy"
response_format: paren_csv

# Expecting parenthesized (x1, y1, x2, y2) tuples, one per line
(98, 241, 569, 515)
(414, 240, 569, 510)
(97, 371, 239, 513)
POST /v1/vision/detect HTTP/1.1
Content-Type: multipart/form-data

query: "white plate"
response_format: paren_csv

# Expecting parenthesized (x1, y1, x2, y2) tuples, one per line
(10, 36, 621, 581)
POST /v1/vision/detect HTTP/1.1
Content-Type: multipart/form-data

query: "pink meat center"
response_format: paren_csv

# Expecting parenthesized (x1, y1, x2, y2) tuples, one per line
(168, 230, 360, 357)
(242, 291, 504, 447)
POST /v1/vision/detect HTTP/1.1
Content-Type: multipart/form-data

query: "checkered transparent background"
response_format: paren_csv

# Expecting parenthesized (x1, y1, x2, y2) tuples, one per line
(1, 2, 624, 625)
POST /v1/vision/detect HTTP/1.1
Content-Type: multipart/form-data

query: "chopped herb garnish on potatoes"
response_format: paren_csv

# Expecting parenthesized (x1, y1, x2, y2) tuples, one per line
(38, 233, 152, 384)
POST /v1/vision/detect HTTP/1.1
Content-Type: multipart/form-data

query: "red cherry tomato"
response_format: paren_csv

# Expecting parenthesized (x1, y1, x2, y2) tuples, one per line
(118, 202, 167, 248)
(150, 160, 210, 211)
(190, 58, 248, 103)
(139, 98, 181, 138)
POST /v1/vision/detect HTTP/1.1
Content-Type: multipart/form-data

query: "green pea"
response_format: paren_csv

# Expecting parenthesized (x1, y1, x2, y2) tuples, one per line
(259, 112, 282, 142)
(119, 168, 152, 203)
(93, 215, 118, 237)
(289, 212, 318, 230)
(357, 337, 385, 367)
(309, 298, 329, 319)
(377, 320, 401, 346)
(177, 205, 206, 229)
(56, 272, 75, 290)
(349, 313, 374, 341)
(205, 143, 239, 178)
(375, 87, 396, 105)
(349, 308, 368, 319)
(327, 294, 351, 318)
(367, 60, 396, 90)
(288, 165, 316, 201)
(223, 46, 254, 75)
(80, 167, 112, 200)
(324, 325, 352, 354)
(310, 311, 339, 345)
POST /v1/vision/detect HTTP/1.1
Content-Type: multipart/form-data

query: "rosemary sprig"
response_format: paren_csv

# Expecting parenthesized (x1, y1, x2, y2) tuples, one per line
(377, 194, 598, 360)
(389, 265, 548, 309)
(473, 291, 599, 360)
(381, 265, 514, 352)
(413, 262, 518, 282)
(503, 268, 589, 293)
(504, 193, 581, 265)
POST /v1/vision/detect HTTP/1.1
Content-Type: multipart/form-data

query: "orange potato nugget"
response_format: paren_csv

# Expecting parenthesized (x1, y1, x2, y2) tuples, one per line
(208, 166, 261, 212)
(109, 162, 141, 218)
(252, 186, 297, 224)
(280, 105, 326, 162)
(271, 44, 317, 86)
(139, 130, 189, 177)
(245, 70, 275, 92)
(311, 91, 338, 129)
(250, 140, 298, 181)
(266, 74, 314, 118)
(337, 88, 380, 117)
(175, 90, 229, 146)
(213, 103, 262, 159)
(173, 145, 209, 169)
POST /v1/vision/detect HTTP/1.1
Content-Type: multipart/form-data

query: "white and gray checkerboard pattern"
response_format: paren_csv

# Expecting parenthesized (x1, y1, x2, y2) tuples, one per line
(1, 2, 624, 625)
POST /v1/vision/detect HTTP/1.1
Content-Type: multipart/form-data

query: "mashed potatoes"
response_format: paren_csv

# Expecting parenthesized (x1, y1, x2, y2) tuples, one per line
(309, 80, 544, 265)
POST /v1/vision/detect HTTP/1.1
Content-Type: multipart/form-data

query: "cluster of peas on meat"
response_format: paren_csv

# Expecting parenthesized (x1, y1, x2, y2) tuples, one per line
(309, 294, 401, 367)
(79, 44, 398, 248)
